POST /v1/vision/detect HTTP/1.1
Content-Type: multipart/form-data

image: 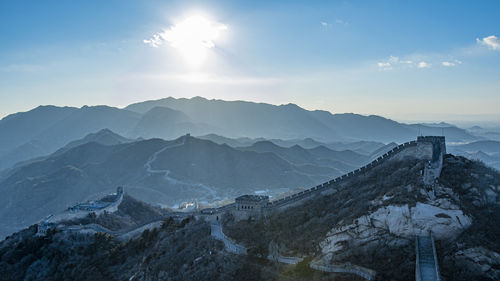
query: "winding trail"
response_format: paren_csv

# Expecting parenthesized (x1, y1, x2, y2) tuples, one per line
(144, 135, 218, 202)
(145, 136, 187, 174)
(210, 222, 247, 255)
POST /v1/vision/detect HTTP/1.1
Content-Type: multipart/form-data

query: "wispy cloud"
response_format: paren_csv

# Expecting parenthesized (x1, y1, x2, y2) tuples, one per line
(377, 61, 391, 70)
(442, 60, 462, 67)
(417, 61, 431, 68)
(476, 35, 500, 51)
(144, 16, 227, 49)
(377, 55, 466, 70)
(377, 56, 414, 70)
(321, 19, 348, 28)
(143, 34, 162, 48)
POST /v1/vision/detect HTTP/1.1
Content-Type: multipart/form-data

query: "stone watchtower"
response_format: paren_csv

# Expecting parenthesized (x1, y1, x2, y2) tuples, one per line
(234, 195, 269, 221)
(417, 136, 446, 185)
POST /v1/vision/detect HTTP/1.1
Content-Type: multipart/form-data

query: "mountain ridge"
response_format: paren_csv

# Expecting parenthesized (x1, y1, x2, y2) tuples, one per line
(0, 133, 372, 239)
(0, 96, 482, 172)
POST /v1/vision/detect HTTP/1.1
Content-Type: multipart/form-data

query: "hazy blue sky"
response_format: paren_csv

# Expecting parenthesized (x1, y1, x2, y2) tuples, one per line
(1, 0, 499, 123)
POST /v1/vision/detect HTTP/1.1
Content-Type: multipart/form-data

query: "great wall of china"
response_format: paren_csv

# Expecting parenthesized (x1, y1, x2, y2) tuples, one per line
(199, 135, 445, 281)
(36, 136, 446, 281)
(200, 136, 445, 219)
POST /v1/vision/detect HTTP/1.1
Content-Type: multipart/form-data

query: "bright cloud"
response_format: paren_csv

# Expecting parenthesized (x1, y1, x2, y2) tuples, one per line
(378, 56, 448, 70)
(418, 61, 431, 68)
(377, 56, 404, 70)
(476, 35, 500, 50)
(321, 19, 348, 28)
(143, 34, 162, 48)
(144, 15, 228, 66)
(377, 62, 391, 68)
(442, 60, 462, 67)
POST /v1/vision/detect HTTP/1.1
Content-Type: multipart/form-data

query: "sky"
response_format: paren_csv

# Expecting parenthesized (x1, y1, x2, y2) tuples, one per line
(1, 0, 499, 125)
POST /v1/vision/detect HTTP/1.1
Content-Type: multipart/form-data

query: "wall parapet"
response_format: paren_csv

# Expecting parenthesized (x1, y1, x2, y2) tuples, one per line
(198, 136, 445, 216)
(310, 260, 376, 280)
(264, 139, 422, 210)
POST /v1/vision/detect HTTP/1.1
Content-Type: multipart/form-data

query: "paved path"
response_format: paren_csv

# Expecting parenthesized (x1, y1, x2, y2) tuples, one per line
(118, 221, 163, 241)
(144, 135, 218, 201)
(210, 222, 247, 255)
(267, 254, 303, 265)
(416, 236, 440, 281)
(145, 136, 187, 175)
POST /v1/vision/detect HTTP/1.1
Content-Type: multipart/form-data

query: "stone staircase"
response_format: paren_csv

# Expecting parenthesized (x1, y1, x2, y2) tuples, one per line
(416, 235, 440, 281)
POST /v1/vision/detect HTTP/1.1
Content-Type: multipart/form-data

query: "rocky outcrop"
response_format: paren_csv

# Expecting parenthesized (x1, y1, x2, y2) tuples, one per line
(320, 199, 471, 256)
(454, 247, 500, 280)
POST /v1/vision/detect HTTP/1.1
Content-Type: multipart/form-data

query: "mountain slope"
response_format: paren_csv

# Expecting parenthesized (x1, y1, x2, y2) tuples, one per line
(126, 96, 478, 143)
(125, 97, 340, 140)
(0, 135, 354, 239)
(55, 128, 134, 154)
(0, 105, 141, 171)
(1, 151, 499, 280)
(450, 140, 500, 154)
(198, 133, 388, 156)
(0, 97, 481, 172)
(130, 106, 206, 139)
(0, 204, 249, 281)
(0, 105, 77, 154)
(448, 140, 500, 170)
(225, 154, 500, 280)
(238, 140, 369, 171)
(197, 134, 258, 148)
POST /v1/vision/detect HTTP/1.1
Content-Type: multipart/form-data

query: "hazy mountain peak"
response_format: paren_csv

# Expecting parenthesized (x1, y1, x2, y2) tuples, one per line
(144, 106, 190, 119)
(251, 140, 280, 149)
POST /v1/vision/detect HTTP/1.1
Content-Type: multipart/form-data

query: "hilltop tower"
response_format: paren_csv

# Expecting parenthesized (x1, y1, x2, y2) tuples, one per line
(234, 195, 269, 220)
(417, 136, 446, 185)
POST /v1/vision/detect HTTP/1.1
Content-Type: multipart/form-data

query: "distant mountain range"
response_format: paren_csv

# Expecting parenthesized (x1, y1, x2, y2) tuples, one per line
(3, 144, 499, 281)
(197, 133, 389, 156)
(0, 96, 482, 171)
(448, 140, 500, 170)
(0, 105, 141, 170)
(0, 130, 374, 239)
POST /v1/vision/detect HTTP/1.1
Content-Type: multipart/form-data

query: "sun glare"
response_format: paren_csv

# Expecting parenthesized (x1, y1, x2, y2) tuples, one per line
(161, 15, 227, 67)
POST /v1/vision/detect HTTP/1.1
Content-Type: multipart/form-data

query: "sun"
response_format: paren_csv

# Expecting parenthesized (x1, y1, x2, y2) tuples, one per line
(161, 15, 227, 67)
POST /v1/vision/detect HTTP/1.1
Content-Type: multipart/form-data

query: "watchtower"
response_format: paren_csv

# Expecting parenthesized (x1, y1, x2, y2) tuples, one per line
(417, 136, 446, 185)
(234, 195, 269, 220)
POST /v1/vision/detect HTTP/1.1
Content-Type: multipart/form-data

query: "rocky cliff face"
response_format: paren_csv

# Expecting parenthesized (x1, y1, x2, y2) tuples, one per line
(225, 154, 500, 280)
(1, 152, 499, 281)
(316, 154, 500, 280)
(320, 202, 472, 255)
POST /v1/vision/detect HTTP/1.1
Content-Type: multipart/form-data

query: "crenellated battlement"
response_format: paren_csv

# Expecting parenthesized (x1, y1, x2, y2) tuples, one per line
(201, 136, 446, 219)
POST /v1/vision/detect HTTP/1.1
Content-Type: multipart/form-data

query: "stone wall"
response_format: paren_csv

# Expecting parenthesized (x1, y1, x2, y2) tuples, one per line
(263, 140, 421, 213)
(309, 260, 376, 280)
(199, 136, 446, 219)
(421, 136, 446, 186)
